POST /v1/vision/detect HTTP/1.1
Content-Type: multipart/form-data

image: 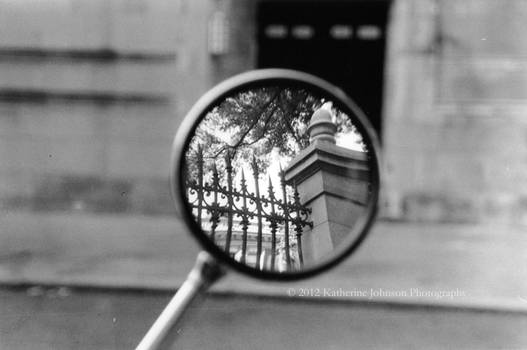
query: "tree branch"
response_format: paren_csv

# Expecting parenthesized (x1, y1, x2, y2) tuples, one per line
(230, 90, 281, 149)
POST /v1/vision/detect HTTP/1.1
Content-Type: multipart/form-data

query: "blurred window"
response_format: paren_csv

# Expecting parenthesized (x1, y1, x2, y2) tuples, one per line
(357, 25, 382, 40)
(330, 25, 354, 40)
(291, 25, 314, 40)
(265, 24, 288, 39)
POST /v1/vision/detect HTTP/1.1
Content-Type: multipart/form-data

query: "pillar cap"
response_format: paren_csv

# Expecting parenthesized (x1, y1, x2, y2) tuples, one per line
(307, 108, 337, 144)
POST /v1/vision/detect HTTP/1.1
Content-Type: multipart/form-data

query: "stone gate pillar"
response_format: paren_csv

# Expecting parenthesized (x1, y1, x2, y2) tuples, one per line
(284, 108, 370, 264)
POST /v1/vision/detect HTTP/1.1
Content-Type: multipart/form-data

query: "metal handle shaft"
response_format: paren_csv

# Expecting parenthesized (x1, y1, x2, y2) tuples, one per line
(136, 251, 225, 350)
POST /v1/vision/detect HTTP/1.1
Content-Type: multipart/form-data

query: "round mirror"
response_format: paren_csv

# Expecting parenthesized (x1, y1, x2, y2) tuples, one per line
(172, 69, 380, 280)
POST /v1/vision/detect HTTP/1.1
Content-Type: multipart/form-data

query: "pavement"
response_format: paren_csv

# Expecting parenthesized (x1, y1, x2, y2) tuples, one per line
(1, 211, 526, 311)
(2, 288, 527, 350)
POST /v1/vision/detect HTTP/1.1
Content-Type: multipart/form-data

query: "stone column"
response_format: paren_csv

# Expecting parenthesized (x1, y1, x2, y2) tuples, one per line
(284, 108, 370, 264)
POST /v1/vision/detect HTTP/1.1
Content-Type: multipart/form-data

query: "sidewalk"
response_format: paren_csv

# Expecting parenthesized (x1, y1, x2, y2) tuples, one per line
(215, 221, 527, 312)
(1, 211, 526, 311)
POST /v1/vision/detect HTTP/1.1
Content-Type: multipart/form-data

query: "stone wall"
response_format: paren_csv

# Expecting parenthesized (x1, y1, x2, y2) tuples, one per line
(383, 0, 527, 224)
(210, 0, 257, 83)
(0, 0, 214, 216)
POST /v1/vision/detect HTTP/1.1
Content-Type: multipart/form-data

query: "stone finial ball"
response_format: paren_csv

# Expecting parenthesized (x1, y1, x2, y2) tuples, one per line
(307, 108, 337, 144)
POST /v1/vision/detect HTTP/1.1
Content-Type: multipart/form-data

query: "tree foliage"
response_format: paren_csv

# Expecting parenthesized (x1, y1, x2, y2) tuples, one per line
(186, 86, 360, 177)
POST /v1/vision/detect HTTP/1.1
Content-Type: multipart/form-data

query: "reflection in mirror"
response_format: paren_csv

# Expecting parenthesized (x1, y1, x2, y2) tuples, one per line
(183, 85, 373, 273)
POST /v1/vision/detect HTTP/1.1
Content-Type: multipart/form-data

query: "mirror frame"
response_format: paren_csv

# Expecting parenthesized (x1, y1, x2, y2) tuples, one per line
(171, 69, 381, 281)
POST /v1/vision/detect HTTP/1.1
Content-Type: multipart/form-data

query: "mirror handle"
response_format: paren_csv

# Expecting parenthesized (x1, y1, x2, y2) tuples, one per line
(136, 251, 225, 350)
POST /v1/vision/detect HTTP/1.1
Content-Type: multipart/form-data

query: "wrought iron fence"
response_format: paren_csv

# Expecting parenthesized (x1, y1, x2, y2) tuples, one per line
(185, 146, 312, 272)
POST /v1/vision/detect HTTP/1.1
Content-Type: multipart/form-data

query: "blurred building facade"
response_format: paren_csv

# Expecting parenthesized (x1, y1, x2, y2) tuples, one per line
(1, 0, 527, 225)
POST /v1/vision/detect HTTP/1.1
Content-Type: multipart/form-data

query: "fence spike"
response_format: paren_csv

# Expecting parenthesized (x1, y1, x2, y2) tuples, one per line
(240, 169, 249, 264)
(197, 144, 204, 165)
(293, 180, 304, 267)
(240, 169, 247, 192)
(253, 158, 264, 268)
(212, 161, 219, 178)
(196, 145, 204, 227)
(224, 150, 234, 254)
(209, 160, 221, 243)
(267, 175, 277, 271)
(280, 167, 291, 269)
(279, 164, 286, 187)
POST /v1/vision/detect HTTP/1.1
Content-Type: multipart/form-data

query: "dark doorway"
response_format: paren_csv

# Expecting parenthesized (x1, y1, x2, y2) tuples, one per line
(257, 1, 390, 139)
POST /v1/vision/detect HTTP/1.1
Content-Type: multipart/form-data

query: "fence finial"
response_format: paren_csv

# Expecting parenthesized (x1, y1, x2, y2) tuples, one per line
(240, 169, 247, 192)
(267, 175, 275, 197)
(251, 155, 259, 177)
(279, 163, 286, 185)
(212, 160, 219, 177)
